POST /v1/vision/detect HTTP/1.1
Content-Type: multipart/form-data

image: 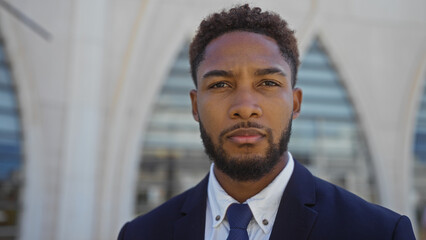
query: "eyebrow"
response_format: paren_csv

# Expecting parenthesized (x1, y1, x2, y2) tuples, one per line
(254, 67, 286, 77)
(202, 67, 286, 79)
(202, 70, 234, 79)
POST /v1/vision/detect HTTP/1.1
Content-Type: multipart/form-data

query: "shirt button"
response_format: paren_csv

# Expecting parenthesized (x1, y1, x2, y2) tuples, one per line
(215, 215, 221, 221)
(262, 219, 269, 225)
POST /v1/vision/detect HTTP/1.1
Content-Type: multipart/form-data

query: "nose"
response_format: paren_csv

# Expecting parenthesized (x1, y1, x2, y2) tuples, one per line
(228, 88, 263, 120)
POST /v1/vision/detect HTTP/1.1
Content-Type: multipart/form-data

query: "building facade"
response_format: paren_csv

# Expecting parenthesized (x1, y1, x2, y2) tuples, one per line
(0, 0, 425, 239)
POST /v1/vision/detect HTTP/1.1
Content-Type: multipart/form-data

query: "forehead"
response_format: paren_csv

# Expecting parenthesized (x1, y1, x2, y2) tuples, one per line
(198, 31, 290, 79)
(205, 31, 280, 55)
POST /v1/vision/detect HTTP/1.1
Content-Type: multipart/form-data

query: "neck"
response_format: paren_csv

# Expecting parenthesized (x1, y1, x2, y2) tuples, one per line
(213, 152, 289, 203)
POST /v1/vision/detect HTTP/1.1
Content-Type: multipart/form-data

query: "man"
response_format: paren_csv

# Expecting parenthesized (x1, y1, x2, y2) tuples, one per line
(118, 4, 415, 239)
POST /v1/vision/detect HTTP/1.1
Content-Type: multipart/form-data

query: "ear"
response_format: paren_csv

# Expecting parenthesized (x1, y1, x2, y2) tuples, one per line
(292, 87, 302, 119)
(190, 89, 200, 122)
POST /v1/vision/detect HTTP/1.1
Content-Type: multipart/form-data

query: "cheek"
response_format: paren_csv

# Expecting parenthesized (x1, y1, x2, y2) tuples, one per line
(262, 98, 293, 138)
(197, 98, 223, 134)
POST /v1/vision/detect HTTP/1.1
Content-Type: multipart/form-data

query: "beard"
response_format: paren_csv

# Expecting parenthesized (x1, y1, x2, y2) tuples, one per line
(199, 118, 292, 181)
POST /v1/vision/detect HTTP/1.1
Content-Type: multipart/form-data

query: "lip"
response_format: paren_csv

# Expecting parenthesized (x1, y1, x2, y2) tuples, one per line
(226, 128, 266, 144)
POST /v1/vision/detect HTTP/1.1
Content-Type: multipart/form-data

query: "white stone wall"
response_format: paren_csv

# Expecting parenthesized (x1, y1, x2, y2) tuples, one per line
(0, 0, 425, 239)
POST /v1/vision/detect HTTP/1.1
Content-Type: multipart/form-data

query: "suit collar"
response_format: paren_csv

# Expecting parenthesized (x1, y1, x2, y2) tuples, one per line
(173, 174, 209, 240)
(270, 160, 318, 240)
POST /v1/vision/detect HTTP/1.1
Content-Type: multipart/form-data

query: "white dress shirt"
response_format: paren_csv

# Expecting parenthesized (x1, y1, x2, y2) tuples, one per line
(204, 152, 295, 240)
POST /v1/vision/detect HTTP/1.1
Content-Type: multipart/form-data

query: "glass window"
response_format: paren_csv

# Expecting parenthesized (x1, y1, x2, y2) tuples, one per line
(0, 38, 21, 238)
(413, 75, 426, 239)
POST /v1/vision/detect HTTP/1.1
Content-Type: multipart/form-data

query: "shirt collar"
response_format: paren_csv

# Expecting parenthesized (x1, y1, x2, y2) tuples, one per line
(207, 152, 295, 234)
(207, 164, 236, 228)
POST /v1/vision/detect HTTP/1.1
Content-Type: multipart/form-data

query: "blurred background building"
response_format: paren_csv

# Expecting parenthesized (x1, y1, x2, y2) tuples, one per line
(0, 0, 425, 239)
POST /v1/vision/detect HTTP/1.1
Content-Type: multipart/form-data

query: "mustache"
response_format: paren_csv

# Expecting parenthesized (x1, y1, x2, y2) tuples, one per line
(219, 122, 266, 139)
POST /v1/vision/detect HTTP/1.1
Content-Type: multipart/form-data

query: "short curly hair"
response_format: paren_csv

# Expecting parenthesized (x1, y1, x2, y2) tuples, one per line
(189, 4, 299, 88)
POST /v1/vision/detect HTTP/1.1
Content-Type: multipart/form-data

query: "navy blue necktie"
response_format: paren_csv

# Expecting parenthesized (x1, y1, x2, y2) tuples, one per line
(226, 203, 253, 240)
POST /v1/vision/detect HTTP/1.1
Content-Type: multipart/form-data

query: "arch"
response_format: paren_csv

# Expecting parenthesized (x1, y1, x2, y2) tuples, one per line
(135, 41, 209, 214)
(290, 37, 377, 201)
(313, 20, 426, 218)
(308, 28, 398, 208)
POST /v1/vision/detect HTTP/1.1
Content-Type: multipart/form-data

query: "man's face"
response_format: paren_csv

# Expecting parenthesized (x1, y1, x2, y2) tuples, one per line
(190, 31, 302, 181)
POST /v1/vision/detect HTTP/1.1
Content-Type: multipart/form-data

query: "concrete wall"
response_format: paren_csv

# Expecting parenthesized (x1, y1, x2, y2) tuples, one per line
(0, 0, 425, 239)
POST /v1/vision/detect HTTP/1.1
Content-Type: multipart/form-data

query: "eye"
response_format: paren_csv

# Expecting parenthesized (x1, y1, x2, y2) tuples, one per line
(259, 80, 280, 87)
(209, 81, 231, 89)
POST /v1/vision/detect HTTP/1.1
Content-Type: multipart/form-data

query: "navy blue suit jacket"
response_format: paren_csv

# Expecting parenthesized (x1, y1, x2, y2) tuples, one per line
(118, 160, 415, 239)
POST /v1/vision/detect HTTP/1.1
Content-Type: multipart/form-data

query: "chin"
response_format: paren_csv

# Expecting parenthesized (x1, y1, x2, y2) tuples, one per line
(227, 152, 267, 161)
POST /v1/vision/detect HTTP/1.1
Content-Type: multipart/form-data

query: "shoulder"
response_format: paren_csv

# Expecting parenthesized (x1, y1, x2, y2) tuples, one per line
(117, 175, 209, 240)
(117, 190, 190, 240)
(312, 177, 415, 239)
(314, 176, 396, 218)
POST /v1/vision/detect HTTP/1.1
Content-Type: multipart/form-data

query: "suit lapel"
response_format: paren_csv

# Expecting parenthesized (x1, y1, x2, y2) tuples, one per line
(270, 161, 318, 240)
(173, 174, 209, 240)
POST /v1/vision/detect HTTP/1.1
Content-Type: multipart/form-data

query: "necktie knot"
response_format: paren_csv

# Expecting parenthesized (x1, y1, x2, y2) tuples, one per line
(226, 203, 252, 240)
